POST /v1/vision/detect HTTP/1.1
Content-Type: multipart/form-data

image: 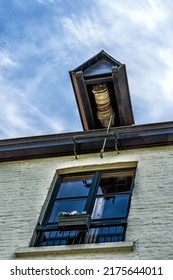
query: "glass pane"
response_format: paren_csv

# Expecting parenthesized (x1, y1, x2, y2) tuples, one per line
(86, 226, 125, 243)
(92, 195, 129, 219)
(57, 179, 92, 198)
(40, 230, 79, 246)
(48, 199, 86, 223)
(97, 174, 132, 195)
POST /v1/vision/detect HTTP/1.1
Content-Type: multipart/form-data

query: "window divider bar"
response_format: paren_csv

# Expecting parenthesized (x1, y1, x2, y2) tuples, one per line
(84, 171, 101, 214)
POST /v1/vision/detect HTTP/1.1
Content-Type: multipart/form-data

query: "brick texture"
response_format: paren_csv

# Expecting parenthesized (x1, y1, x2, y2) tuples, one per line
(0, 146, 173, 259)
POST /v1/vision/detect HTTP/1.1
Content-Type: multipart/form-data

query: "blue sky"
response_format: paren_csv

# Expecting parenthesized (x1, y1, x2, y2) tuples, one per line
(0, 0, 173, 139)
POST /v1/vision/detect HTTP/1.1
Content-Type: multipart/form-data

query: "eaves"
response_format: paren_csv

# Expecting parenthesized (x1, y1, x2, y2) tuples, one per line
(0, 121, 173, 162)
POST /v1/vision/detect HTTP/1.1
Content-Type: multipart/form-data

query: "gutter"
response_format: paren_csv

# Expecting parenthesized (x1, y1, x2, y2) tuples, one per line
(0, 121, 173, 162)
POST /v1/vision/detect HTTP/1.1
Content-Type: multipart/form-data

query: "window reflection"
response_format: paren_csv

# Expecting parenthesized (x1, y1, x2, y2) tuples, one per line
(36, 169, 135, 247)
(57, 178, 92, 198)
(93, 172, 132, 219)
(97, 173, 132, 195)
(47, 174, 93, 224)
(92, 195, 129, 219)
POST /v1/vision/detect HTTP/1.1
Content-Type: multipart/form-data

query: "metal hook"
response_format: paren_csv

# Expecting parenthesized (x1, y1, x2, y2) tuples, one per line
(113, 133, 120, 154)
(72, 137, 78, 159)
(99, 115, 112, 158)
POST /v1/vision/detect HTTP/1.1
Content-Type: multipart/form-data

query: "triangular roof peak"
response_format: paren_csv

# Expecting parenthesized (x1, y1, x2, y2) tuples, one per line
(72, 50, 121, 76)
(70, 51, 134, 130)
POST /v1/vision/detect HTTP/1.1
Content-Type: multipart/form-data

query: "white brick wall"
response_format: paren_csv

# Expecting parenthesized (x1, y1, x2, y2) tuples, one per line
(0, 145, 173, 259)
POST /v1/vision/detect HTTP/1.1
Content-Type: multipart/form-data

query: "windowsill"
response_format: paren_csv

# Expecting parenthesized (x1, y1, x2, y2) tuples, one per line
(15, 241, 134, 258)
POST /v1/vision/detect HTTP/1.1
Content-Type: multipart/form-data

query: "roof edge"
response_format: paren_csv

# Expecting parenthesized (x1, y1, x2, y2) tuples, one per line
(71, 50, 122, 73)
(0, 121, 173, 162)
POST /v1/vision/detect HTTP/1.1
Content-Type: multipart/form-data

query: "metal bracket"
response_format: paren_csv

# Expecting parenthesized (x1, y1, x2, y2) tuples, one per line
(99, 115, 112, 158)
(72, 137, 78, 159)
(113, 133, 120, 154)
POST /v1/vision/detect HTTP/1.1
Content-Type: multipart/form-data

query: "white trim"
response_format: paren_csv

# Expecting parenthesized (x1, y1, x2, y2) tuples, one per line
(15, 242, 134, 258)
(58, 161, 138, 175)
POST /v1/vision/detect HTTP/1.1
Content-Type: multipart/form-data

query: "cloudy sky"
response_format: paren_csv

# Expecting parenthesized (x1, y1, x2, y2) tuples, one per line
(0, 0, 172, 139)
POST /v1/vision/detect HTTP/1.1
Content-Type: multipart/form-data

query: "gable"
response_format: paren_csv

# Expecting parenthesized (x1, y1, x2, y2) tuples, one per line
(70, 50, 134, 130)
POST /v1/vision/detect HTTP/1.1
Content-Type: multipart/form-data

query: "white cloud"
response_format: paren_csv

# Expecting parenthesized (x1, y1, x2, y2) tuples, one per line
(0, 0, 172, 139)
(0, 59, 68, 139)
(0, 52, 18, 68)
(0, 84, 67, 139)
(36, 0, 57, 4)
(58, 0, 173, 124)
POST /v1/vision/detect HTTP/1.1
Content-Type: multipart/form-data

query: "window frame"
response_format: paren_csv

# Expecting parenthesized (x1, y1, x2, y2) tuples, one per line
(33, 167, 136, 247)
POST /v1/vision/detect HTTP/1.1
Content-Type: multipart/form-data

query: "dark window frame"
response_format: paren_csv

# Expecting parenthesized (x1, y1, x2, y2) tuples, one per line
(34, 168, 135, 247)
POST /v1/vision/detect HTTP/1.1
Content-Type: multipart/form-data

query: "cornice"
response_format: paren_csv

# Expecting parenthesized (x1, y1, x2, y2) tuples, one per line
(0, 121, 173, 162)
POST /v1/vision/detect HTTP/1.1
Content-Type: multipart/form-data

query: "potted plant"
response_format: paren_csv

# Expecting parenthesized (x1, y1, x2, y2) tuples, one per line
(58, 211, 91, 230)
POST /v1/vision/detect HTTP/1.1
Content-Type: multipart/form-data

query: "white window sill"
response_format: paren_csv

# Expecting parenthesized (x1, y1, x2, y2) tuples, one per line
(15, 241, 134, 258)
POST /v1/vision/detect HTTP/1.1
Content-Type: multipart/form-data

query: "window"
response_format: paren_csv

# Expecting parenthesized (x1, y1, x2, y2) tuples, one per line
(34, 168, 135, 247)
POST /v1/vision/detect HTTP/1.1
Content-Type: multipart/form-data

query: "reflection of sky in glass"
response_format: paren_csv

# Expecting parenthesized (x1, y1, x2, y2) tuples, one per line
(43, 230, 78, 246)
(45, 230, 77, 239)
(48, 199, 86, 223)
(97, 226, 123, 235)
(94, 195, 129, 219)
(57, 180, 90, 198)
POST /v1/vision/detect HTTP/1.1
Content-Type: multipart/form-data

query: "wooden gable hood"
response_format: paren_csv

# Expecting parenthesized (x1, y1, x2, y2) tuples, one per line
(69, 50, 134, 130)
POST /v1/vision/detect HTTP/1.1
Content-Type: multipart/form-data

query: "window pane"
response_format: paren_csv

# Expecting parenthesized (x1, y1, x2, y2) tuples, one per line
(48, 199, 86, 223)
(40, 230, 79, 246)
(92, 195, 129, 219)
(57, 178, 92, 198)
(97, 173, 132, 195)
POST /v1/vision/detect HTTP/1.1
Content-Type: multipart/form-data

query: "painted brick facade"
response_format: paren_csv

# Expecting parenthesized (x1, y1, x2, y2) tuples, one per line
(0, 145, 173, 259)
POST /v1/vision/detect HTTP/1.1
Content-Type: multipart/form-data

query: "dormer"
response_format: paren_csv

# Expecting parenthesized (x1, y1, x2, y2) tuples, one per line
(69, 50, 134, 130)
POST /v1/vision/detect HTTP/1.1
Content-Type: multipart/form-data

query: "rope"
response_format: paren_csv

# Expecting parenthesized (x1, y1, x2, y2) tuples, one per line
(99, 114, 113, 158)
